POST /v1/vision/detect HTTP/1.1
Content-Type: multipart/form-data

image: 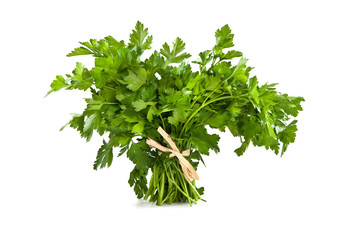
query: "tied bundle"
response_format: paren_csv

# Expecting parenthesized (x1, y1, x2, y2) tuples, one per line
(146, 127, 199, 182)
(47, 21, 304, 206)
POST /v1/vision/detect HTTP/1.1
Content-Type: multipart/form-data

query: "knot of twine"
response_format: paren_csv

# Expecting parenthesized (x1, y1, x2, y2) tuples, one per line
(146, 127, 200, 181)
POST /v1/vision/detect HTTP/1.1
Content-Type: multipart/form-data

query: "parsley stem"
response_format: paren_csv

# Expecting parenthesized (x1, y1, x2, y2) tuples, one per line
(202, 59, 243, 105)
(104, 85, 116, 91)
(112, 77, 122, 86)
(179, 95, 235, 138)
(174, 164, 204, 201)
(159, 114, 166, 132)
(103, 102, 118, 105)
(190, 94, 202, 108)
(164, 165, 195, 205)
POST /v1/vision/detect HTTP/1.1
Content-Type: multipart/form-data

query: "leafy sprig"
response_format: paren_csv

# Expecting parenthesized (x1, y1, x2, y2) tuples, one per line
(48, 21, 304, 201)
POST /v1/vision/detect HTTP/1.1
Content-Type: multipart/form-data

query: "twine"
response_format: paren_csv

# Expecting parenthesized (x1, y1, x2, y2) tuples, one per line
(146, 127, 199, 181)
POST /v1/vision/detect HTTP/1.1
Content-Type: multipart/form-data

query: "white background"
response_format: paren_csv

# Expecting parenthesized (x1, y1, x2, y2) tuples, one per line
(1, 0, 359, 239)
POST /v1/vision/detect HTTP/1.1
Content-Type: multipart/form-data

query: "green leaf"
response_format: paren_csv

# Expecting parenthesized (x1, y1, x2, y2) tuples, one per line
(256, 116, 279, 153)
(167, 116, 178, 126)
(229, 57, 248, 80)
(93, 140, 114, 170)
(140, 83, 157, 102)
(129, 21, 153, 50)
(234, 139, 250, 156)
(192, 50, 213, 71)
(100, 88, 117, 102)
(279, 120, 298, 156)
(209, 113, 231, 131)
(104, 35, 121, 47)
(66, 113, 84, 133)
(249, 76, 260, 105)
(212, 61, 232, 79)
(67, 47, 93, 57)
(75, 37, 122, 57)
(91, 67, 108, 88)
(118, 145, 129, 157)
(147, 105, 156, 122)
(168, 108, 189, 126)
(115, 87, 126, 101)
(221, 50, 242, 60)
(47, 75, 69, 95)
(185, 74, 203, 90)
(132, 121, 145, 134)
(275, 95, 305, 117)
(226, 100, 242, 117)
(189, 126, 220, 155)
(214, 24, 235, 56)
(85, 93, 105, 111)
(70, 62, 93, 90)
(215, 24, 234, 48)
(83, 114, 98, 140)
(160, 37, 191, 64)
(199, 50, 212, 64)
(127, 139, 154, 169)
(205, 76, 221, 91)
(76, 39, 103, 57)
(128, 167, 148, 198)
(110, 134, 132, 147)
(122, 109, 141, 123)
(132, 99, 148, 111)
(165, 90, 183, 103)
(124, 68, 147, 91)
(241, 120, 261, 140)
(227, 121, 240, 136)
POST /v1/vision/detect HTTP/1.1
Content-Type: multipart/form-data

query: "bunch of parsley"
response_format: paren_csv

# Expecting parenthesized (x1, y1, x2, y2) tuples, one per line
(48, 21, 304, 206)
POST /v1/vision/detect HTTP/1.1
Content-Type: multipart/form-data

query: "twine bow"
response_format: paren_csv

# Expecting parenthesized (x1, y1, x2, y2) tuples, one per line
(146, 127, 200, 181)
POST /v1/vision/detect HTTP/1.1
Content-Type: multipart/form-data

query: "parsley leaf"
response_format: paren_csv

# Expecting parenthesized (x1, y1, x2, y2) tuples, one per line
(124, 67, 147, 91)
(47, 75, 69, 96)
(128, 167, 149, 199)
(70, 62, 94, 90)
(129, 21, 153, 50)
(94, 140, 114, 170)
(234, 139, 251, 156)
(160, 37, 191, 64)
(67, 46, 93, 57)
(127, 139, 154, 169)
(132, 99, 148, 111)
(189, 126, 220, 155)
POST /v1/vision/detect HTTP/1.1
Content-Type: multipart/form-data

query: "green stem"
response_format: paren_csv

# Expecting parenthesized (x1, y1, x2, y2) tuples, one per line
(174, 164, 204, 201)
(159, 113, 166, 131)
(103, 102, 119, 105)
(202, 58, 243, 105)
(112, 77, 122, 86)
(157, 171, 165, 205)
(104, 85, 116, 91)
(211, 55, 218, 68)
(179, 95, 235, 138)
(190, 94, 202, 108)
(164, 165, 195, 205)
